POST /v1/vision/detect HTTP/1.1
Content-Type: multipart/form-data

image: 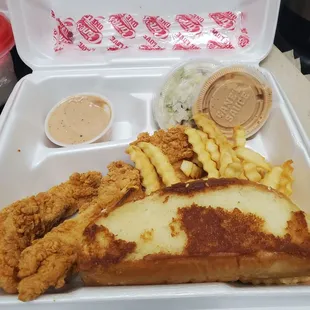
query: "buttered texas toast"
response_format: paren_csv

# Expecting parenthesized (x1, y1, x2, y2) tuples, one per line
(79, 179, 310, 286)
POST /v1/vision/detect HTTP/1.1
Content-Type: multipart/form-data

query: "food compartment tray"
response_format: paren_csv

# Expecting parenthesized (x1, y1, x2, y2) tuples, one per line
(0, 65, 309, 308)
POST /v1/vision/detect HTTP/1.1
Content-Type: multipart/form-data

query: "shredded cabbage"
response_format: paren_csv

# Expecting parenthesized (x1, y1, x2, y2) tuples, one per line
(155, 62, 217, 129)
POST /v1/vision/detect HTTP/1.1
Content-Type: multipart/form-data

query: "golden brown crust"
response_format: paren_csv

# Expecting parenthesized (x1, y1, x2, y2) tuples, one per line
(0, 171, 102, 294)
(161, 178, 283, 196)
(82, 226, 136, 269)
(79, 178, 310, 287)
(81, 253, 310, 286)
(80, 204, 310, 274)
(17, 162, 143, 301)
(160, 178, 296, 207)
(132, 126, 194, 164)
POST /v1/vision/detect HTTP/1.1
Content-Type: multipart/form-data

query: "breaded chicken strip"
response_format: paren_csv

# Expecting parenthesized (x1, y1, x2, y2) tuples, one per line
(0, 171, 102, 294)
(18, 161, 144, 301)
(132, 126, 194, 164)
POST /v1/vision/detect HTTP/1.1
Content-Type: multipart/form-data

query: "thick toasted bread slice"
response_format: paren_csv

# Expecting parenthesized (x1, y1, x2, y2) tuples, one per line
(79, 179, 310, 286)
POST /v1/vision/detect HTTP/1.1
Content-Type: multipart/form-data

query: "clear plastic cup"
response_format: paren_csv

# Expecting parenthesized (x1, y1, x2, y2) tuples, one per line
(152, 59, 221, 130)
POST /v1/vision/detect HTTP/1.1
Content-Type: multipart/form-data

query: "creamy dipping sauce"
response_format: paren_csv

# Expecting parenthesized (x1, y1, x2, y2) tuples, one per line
(47, 95, 111, 145)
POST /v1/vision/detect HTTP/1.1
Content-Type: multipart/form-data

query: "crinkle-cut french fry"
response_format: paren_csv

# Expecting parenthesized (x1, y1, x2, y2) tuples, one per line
(206, 139, 221, 164)
(193, 113, 217, 139)
(261, 166, 283, 190)
(185, 128, 219, 178)
(224, 162, 244, 178)
(233, 126, 246, 148)
(278, 160, 294, 196)
(204, 117, 234, 155)
(211, 126, 239, 163)
(228, 148, 240, 164)
(257, 167, 267, 178)
(194, 114, 239, 163)
(243, 162, 262, 182)
(180, 160, 203, 179)
(197, 131, 220, 165)
(138, 142, 180, 187)
(197, 130, 208, 142)
(219, 148, 233, 177)
(195, 114, 229, 147)
(192, 154, 203, 168)
(180, 160, 192, 177)
(240, 173, 247, 180)
(197, 130, 209, 146)
(235, 147, 271, 171)
(212, 123, 229, 147)
(127, 145, 161, 195)
(195, 113, 226, 142)
(222, 143, 240, 164)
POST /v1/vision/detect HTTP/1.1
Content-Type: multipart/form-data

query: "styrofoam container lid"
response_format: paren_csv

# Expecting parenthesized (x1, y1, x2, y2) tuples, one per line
(7, 0, 280, 71)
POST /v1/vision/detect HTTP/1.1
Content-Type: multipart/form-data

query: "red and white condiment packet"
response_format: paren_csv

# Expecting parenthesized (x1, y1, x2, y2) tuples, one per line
(52, 10, 250, 53)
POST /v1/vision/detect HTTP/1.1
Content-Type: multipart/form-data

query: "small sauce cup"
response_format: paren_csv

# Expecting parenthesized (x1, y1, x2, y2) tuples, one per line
(44, 93, 114, 147)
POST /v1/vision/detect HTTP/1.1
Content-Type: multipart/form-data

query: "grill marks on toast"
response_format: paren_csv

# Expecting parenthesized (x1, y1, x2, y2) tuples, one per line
(179, 206, 310, 257)
(79, 179, 310, 273)
(81, 206, 310, 270)
(81, 225, 136, 270)
(161, 178, 279, 196)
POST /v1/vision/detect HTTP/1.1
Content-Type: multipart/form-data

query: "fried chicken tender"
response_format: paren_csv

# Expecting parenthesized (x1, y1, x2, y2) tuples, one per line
(0, 171, 102, 294)
(17, 162, 143, 301)
(132, 126, 194, 164)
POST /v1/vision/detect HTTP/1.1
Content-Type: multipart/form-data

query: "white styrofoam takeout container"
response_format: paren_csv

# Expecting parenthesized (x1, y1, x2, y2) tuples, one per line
(0, 0, 310, 309)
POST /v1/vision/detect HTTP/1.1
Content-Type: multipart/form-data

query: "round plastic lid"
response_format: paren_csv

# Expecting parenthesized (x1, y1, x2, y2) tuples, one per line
(0, 14, 14, 59)
(193, 66, 272, 139)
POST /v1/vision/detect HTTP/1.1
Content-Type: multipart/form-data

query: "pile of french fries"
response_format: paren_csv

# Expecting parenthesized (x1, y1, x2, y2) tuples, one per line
(127, 113, 294, 197)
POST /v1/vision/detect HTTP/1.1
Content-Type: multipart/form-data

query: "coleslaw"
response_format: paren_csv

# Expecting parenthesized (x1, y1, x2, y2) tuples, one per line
(154, 61, 219, 129)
